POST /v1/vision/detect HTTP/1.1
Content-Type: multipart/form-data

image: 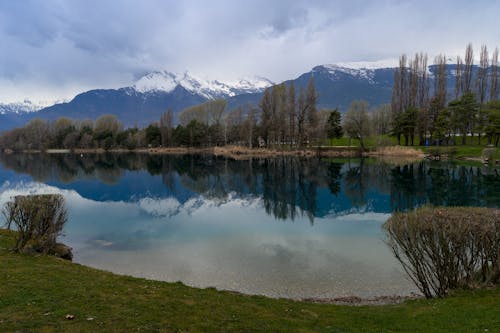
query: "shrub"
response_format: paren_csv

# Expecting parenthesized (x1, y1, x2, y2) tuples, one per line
(2, 194, 68, 256)
(383, 206, 499, 298)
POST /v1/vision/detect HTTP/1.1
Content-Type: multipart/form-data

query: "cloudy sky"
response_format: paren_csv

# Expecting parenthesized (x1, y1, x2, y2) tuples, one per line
(0, 0, 499, 102)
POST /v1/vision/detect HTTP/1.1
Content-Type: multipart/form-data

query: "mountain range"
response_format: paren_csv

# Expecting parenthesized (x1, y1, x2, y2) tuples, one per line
(0, 61, 463, 131)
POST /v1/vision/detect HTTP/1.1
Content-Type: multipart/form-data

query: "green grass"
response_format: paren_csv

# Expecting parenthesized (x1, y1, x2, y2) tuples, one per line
(1, 229, 499, 332)
(325, 135, 500, 160)
(421, 145, 500, 159)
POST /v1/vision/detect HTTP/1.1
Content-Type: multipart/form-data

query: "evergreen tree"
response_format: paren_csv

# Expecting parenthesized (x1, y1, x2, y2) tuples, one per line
(326, 109, 343, 140)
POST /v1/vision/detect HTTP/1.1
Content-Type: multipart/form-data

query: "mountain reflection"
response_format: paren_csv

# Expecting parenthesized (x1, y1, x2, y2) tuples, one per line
(0, 153, 498, 221)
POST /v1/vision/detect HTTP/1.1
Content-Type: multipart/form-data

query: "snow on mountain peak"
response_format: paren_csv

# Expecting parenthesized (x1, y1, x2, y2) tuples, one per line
(133, 71, 274, 99)
(313, 60, 397, 83)
(0, 99, 66, 115)
(330, 59, 398, 70)
(133, 71, 178, 94)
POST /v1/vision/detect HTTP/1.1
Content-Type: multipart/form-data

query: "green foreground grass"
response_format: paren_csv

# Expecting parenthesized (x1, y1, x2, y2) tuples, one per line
(0, 230, 499, 333)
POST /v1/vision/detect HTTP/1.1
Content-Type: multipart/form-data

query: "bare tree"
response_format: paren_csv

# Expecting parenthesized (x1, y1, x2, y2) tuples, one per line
(462, 43, 474, 93)
(476, 45, 489, 143)
(246, 107, 257, 148)
(418, 53, 430, 110)
(476, 45, 489, 105)
(408, 55, 419, 108)
(490, 47, 499, 101)
(391, 63, 402, 144)
(306, 78, 319, 144)
(455, 56, 463, 99)
(417, 53, 430, 145)
(296, 88, 306, 148)
(434, 55, 447, 110)
(391, 55, 408, 144)
(160, 109, 174, 147)
(371, 104, 391, 135)
(343, 100, 370, 150)
(259, 88, 272, 146)
(287, 82, 296, 145)
(277, 83, 288, 145)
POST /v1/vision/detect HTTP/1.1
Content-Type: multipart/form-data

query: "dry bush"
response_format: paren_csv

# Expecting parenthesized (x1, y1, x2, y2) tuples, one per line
(384, 206, 499, 298)
(3, 194, 68, 255)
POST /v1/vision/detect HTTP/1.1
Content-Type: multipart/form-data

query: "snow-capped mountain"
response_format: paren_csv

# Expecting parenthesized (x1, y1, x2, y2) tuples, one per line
(133, 71, 274, 99)
(0, 99, 66, 115)
(0, 61, 466, 131)
(316, 60, 397, 84)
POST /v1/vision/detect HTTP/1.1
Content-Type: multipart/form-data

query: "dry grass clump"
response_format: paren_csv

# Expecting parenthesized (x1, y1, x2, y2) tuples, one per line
(384, 206, 499, 298)
(372, 146, 424, 157)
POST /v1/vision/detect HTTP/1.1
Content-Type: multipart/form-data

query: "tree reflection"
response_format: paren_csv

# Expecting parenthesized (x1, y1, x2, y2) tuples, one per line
(0, 153, 498, 222)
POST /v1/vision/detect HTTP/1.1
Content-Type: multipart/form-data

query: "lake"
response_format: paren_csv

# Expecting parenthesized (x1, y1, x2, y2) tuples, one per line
(0, 153, 498, 299)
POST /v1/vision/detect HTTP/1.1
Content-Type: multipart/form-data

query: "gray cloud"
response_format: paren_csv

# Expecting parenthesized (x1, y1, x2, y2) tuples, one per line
(0, 0, 499, 102)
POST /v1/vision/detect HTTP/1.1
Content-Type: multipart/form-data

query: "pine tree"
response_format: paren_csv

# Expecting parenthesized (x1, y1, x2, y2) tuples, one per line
(326, 109, 343, 141)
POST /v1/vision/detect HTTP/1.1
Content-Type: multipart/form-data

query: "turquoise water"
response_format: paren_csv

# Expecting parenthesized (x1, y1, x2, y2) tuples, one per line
(0, 153, 498, 299)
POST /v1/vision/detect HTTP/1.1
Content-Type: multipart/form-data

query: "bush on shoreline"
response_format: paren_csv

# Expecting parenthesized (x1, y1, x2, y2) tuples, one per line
(384, 206, 499, 298)
(2, 194, 71, 259)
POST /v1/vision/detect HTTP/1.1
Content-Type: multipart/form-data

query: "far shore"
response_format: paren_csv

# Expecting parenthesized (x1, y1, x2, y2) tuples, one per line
(4, 145, 499, 165)
(3, 145, 431, 160)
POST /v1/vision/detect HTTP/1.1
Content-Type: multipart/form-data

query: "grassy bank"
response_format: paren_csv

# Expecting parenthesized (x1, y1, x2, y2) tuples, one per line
(0, 230, 498, 332)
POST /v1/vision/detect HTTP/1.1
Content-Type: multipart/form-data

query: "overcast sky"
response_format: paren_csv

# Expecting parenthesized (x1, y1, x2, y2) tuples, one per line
(1, 0, 499, 102)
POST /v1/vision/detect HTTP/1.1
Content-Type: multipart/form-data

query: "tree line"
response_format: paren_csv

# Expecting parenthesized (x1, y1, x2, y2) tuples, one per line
(388, 43, 500, 146)
(172, 78, 342, 148)
(0, 78, 346, 151)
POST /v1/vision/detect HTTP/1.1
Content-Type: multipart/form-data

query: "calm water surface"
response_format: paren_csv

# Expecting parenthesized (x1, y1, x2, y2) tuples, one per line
(0, 153, 498, 299)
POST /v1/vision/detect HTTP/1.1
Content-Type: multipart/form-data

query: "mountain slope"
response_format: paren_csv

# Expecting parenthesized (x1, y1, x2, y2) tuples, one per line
(0, 73, 273, 130)
(29, 86, 207, 127)
(227, 63, 396, 112)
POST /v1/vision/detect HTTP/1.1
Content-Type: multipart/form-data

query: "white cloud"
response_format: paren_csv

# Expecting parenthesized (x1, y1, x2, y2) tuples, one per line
(0, 0, 499, 102)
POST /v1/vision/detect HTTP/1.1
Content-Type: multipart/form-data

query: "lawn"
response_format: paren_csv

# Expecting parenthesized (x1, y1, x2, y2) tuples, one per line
(0, 229, 498, 332)
(326, 135, 500, 160)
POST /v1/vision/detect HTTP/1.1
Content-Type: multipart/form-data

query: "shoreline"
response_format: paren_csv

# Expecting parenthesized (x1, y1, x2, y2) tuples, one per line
(74, 146, 363, 159)
(3, 145, 499, 165)
(5, 145, 421, 159)
(0, 229, 420, 306)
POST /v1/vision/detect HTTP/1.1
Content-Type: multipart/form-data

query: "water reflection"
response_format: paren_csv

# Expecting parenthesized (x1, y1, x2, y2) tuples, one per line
(1, 153, 498, 221)
(0, 153, 498, 298)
